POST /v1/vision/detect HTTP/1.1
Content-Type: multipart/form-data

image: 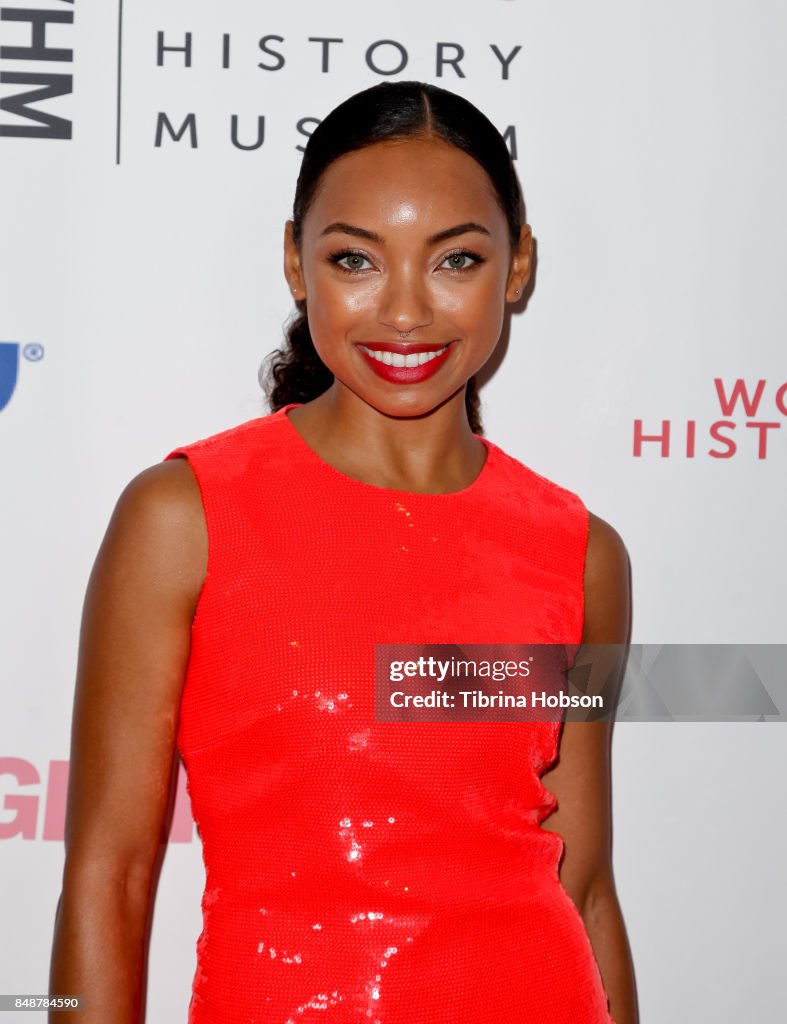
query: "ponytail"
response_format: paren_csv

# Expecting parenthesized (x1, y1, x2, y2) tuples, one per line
(262, 304, 332, 408)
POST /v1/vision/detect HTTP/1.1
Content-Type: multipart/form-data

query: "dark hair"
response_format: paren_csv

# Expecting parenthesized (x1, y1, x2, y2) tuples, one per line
(261, 80, 523, 435)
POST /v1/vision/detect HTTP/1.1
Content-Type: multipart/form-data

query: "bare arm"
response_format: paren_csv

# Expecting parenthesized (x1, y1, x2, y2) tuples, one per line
(49, 457, 207, 1024)
(541, 512, 639, 1024)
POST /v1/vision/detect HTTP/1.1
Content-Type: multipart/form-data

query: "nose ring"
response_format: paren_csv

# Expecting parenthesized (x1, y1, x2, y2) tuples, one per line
(399, 330, 412, 339)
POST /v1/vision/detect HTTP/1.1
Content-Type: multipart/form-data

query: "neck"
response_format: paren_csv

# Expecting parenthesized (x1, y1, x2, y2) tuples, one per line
(286, 385, 486, 494)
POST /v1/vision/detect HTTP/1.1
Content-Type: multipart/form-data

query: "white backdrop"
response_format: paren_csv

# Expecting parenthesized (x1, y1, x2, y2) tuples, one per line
(1, 1, 785, 1021)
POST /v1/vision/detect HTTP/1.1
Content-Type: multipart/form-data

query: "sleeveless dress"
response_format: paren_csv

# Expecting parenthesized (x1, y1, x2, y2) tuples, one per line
(163, 403, 614, 1024)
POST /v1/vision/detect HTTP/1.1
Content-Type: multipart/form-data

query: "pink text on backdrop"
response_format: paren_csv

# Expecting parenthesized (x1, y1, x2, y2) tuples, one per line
(0, 757, 195, 842)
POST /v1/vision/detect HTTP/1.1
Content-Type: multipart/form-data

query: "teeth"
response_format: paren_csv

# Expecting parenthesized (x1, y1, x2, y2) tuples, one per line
(359, 345, 448, 367)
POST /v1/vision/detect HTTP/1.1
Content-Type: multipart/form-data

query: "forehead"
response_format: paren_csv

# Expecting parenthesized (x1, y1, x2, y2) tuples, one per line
(303, 137, 506, 235)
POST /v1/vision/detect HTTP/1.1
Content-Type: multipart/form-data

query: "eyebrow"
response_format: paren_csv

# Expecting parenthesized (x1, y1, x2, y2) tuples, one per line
(319, 221, 491, 245)
(320, 222, 383, 243)
(428, 222, 491, 245)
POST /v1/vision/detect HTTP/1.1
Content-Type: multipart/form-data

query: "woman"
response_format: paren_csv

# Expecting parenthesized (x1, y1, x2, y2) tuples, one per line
(50, 81, 637, 1023)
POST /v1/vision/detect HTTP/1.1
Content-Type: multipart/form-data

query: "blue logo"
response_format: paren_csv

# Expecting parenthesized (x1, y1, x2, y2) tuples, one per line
(0, 342, 44, 412)
(0, 343, 19, 411)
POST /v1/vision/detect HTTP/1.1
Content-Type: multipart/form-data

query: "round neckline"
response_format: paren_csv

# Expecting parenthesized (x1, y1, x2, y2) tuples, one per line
(277, 402, 495, 498)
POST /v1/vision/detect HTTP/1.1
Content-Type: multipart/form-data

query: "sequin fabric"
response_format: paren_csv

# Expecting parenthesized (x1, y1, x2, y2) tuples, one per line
(163, 403, 614, 1024)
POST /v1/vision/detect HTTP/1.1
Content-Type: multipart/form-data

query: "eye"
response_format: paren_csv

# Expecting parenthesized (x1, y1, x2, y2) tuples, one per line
(440, 250, 485, 271)
(329, 249, 373, 273)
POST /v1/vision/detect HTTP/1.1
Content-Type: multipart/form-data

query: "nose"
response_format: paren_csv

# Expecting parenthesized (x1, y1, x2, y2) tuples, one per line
(376, 265, 434, 336)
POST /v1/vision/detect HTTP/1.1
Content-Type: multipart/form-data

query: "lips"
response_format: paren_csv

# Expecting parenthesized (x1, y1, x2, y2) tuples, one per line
(356, 341, 454, 384)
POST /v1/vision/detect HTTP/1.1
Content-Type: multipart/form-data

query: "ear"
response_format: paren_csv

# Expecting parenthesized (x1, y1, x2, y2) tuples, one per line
(283, 220, 306, 300)
(505, 224, 533, 302)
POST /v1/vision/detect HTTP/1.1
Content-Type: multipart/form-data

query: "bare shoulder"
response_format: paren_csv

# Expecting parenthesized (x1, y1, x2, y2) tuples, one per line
(115, 456, 204, 528)
(583, 511, 631, 644)
(586, 511, 628, 574)
(95, 457, 208, 620)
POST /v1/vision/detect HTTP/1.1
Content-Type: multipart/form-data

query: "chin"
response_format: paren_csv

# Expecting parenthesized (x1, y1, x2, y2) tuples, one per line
(360, 387, 466, 423)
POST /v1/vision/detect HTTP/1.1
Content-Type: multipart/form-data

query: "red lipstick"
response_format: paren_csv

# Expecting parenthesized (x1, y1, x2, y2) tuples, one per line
(356, 341, 454, 384)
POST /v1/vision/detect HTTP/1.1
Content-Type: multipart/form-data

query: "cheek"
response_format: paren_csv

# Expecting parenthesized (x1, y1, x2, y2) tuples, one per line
(437, 276, 507, 329)
(462, 279, 509, 352)
(307, 271, 379, 321)
(304, 282, 372, 360)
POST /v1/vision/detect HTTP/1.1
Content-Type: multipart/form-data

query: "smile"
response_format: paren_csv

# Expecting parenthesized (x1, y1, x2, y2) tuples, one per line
(355, 341, 455, 385)
(357, 344, 448, 367)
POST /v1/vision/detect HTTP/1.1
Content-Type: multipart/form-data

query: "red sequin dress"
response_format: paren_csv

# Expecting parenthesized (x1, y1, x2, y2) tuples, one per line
(163, 403, 614, 1024)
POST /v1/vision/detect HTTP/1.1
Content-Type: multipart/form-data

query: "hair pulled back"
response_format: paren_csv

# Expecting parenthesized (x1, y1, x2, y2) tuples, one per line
(261, 80, 523, 435)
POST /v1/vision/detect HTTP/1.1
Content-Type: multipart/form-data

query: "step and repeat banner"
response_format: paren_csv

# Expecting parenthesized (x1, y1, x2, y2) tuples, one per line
(1, 1, 785, 1021)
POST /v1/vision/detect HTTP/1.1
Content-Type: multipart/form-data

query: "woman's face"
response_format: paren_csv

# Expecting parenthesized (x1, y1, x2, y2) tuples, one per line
(284, 135, 531, 421)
